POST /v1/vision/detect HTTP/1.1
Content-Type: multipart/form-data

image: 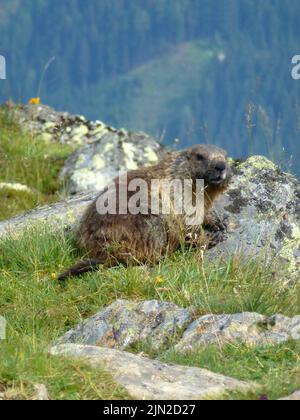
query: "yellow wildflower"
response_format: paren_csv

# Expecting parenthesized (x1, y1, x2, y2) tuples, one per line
(28, 97, 41, 105)
(155, 275, 164, 285)
(51, 273, 58, 280)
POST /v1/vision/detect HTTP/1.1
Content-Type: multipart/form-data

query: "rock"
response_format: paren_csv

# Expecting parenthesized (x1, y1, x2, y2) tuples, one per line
(49, 344, 255, 400)
(210, 156, 300, 281)
(2, 102, 115, 147)
(33, 384, 49, 401)
(56, 299, 193, 351)
(0, 191, 97, 238)
(0, 182, 34, 195)
(174, 312, 300, 352)
(279, 390, 300, 400)
(0, 315, 6, 339)
(60, 131, 166, 194)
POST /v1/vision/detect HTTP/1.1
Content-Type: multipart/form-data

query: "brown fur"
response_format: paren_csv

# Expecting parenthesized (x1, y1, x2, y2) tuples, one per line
(58, 144, 231, 280)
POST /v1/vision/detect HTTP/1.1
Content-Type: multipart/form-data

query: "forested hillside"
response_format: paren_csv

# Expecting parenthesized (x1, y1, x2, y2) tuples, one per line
(0, 0, 300, 174)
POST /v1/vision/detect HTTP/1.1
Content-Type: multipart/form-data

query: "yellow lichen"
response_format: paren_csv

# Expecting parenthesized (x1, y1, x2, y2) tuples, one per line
(144, 146, 158, 163)
(92, 155, 105, 170)
(240, 156, 277, 172)
(122, 142, 138, 170)
(279, 223, 300, 277)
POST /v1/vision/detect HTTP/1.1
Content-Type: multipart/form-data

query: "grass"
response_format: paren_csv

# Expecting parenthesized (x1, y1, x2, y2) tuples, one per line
(161, 342, 300, 400)
(0, 108, 73, 220)
(0, 226, 299, 400)
(0, 111, 299, 400)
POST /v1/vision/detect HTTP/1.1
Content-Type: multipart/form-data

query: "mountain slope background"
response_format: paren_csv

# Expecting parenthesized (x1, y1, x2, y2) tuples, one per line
(0, 0, 300, 174)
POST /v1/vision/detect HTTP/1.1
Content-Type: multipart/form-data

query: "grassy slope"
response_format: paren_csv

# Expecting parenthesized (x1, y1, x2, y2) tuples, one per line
(0, 227, 299, 400)
(0, 113, 299, 400)
(0, 108, 73, 220)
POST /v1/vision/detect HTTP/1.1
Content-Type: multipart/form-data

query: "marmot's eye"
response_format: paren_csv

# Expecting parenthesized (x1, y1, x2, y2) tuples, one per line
(196, 154, 204, 161)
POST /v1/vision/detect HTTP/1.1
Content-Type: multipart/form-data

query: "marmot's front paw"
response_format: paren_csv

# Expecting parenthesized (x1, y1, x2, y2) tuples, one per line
(204, 213, 228, 232)
(207, 230, 227, 249)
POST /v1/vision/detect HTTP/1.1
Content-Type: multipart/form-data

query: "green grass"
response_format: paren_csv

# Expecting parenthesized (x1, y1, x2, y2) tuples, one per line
(0, 109, 73, 220)
(161, 342, 300, 400)
(0, 226, 299, 399)
(0, 108, 299, 400)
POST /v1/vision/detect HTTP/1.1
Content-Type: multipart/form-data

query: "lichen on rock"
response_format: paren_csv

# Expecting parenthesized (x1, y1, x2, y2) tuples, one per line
(210, 155, 300, 281)
(56, 299, 194, 351)
(174, 312, 300, 353)
(60, 130, 166, 195)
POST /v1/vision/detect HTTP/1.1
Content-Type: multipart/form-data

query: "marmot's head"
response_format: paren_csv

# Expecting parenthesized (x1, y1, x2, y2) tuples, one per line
(186, 144, 231, 187)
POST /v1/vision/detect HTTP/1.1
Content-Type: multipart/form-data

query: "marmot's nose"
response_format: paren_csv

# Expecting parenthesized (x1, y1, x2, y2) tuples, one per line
(214, 161, 226, 172)
(214, 161, 227, 180)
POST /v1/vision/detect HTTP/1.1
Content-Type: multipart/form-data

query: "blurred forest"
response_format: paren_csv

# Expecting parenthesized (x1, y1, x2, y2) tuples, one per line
(0, 0, 299, 174)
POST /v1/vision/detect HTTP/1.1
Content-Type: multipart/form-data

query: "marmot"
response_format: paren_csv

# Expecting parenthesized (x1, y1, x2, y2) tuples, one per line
(58, 144, 230, 280)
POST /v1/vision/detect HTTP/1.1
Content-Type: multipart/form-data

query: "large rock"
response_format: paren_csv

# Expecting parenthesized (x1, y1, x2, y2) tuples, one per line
(56, 299, 193, 351)
(55, 300, 300, 354)
(0, 191, 97, 238)
(211, 156, 300, 280)
(60, 130, 166, 194)
(2, 102, 114, 146)
(174, 313, 300, 352)
(49, 344, 255, 400)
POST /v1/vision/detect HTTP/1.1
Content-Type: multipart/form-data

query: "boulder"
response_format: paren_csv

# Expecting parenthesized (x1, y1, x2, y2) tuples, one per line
(174, 312, 300, 352)
(0, 191, 97, 238)
(210, 156, 300, 281)
(55, 300, 300, 353)
(56, 299, 194, 351)
(2, 102, 114, 146)
(49, 344, 255, 400)
(60, 130, 166, 194)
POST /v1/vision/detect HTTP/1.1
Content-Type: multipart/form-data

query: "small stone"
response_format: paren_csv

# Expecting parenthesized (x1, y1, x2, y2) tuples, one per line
(0, 183, 34, 195)
(279, 390, 300, 401)
(0, 315, 6, 339)
(33, 384, 49, 401)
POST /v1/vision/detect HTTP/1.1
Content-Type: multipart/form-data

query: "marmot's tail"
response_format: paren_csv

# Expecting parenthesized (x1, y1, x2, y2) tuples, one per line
(58, 259, 102, 281)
